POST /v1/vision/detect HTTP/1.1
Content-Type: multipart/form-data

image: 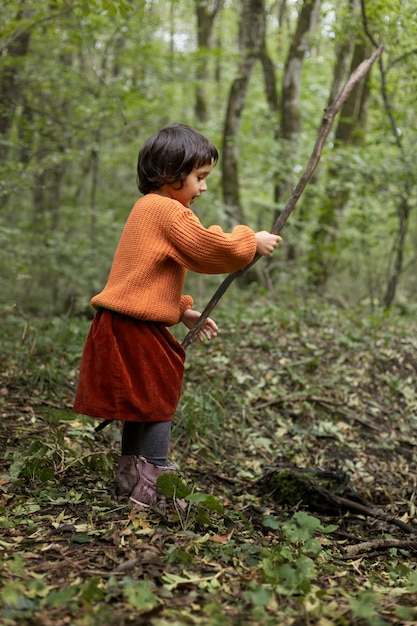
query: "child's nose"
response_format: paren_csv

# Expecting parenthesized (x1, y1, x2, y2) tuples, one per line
(201, 180, 207, 192)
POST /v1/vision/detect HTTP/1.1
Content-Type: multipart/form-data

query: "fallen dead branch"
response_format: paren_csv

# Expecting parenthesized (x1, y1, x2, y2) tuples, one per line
(342, 537, 417, 559)
(256, 466, 417, 535)
(331, 493, 417, 535)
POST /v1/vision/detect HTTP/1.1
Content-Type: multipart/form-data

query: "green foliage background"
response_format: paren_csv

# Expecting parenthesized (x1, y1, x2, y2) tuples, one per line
(1, 0, 417, 316)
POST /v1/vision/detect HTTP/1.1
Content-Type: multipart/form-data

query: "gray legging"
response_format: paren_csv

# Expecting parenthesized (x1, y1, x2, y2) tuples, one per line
(121, 421, 171, 466)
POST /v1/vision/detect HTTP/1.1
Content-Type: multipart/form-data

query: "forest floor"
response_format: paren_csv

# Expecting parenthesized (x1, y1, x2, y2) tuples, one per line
(1, 296, 417, 625)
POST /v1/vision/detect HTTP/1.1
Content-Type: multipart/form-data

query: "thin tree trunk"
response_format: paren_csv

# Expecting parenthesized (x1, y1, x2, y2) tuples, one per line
(275, 0, 321, 260)
(259, 42, 279, 115)
(0, 5, 32, 214)
(308, 37, 372, 288)
(334, 40, 371, 144)
(327, 0, 361, 105)
(0, 11, 32, 156)
(222, 0, 266, 223)
(194, 0, 224, 123)
(280, 0, 321, 141)
(383, 195, 410, 308)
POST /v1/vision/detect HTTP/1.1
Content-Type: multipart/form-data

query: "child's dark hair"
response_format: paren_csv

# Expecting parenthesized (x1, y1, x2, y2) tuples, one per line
(137, 123, 218, 195)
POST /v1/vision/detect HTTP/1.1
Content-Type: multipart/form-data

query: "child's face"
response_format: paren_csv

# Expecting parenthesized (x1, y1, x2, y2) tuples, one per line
(161, 160, 214, 209)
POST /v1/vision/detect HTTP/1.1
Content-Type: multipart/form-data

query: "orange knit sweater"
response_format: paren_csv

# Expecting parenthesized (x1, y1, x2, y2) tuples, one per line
(91, 194, 257, 325)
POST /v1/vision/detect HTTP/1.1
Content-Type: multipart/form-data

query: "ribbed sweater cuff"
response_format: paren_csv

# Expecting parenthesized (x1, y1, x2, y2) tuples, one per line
(179, 295, 194, 319)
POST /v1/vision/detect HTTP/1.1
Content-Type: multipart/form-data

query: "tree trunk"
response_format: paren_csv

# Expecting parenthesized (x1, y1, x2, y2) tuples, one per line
(194, 0, 224, 123)
(0, 8, 32, 165)
(259, 42, 279, 116)
(280, 0, 321, 141)
(334, 40, 371, 144)
(222, 0, 266, 223)
(308, 37, 372, 288)
(275, 0, 321, 259)
(326, 0, 360, 106)
(383, 195, 410, 309)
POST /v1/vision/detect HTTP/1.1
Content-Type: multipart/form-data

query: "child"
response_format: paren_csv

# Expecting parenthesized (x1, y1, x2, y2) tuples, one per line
(73, 123, 281, 512)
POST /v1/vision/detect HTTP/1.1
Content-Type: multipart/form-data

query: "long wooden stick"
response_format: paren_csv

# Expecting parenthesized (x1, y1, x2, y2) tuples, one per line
(182, 44, 384, 349)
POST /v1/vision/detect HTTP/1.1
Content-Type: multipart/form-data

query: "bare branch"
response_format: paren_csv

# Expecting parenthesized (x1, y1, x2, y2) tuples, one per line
(332, 492, 417, 535)
(342, 538, 417, 559)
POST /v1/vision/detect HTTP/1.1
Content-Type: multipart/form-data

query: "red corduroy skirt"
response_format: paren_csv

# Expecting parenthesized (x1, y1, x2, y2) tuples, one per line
(73, 309, 186, 423)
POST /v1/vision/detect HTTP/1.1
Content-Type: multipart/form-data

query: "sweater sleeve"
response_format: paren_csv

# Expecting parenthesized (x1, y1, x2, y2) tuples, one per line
(179, 295, 194, 316)
(169, 210, 257, 274)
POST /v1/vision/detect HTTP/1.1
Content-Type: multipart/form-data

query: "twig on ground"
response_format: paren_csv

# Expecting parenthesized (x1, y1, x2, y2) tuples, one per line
(328, 491, 417, 535)
(342, 537, 417, 558)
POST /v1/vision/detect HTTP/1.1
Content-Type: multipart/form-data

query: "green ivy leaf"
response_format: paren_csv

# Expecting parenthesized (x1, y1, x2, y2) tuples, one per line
(123, 578, 159, 612)
(44, 587, 78, 608)
(262, 514, 281, 530)
(186, 492, 224, 514)
(157, 473, 192, 499)
(349, 590, 380, 619)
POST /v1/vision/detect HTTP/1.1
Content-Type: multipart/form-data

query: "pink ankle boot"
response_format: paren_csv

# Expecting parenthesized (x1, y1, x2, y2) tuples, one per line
(116, 455, 139, 494)
(130, 456, 186, 513)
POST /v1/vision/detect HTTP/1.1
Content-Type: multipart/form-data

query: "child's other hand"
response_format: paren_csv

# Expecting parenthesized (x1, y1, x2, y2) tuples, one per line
(181, 309, 218, 342)
(255, 231, 282, 256)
